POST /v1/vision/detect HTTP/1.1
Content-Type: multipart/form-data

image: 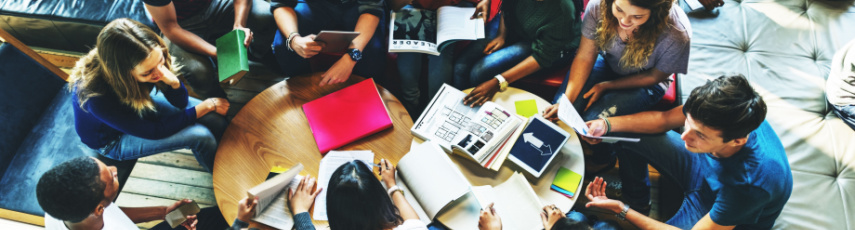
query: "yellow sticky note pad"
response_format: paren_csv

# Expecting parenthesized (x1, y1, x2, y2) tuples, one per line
(552, 167, 582, 193)
(515, 99, 537, 117)
(270, 166, 289, 173)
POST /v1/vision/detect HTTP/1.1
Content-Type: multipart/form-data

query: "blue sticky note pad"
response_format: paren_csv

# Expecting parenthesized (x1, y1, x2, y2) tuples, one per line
(551, 185, 575, 197)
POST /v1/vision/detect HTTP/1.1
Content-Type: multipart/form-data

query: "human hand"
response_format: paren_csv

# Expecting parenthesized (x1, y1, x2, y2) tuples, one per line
(208, 98, 230, 116)
(379, 159, 397, 188)
(320, 55, 355, 86)
(483, 36, 505, 55)
(581, 119, 606, 145)
(478, 203, 502, 230)
(165, 199, 198, 230)
(582, 82, 610, 111)
(540, 204, 566, 230)
(471, 0, 491, 21)
(463, 79, 500, 107)
(234, 26, 253, 47)
(291, 34, 324, 59)
(543, 104, 560, 122)
(157, 64, 182, 89)
(699, 0, 724, 10)
(237, 196, 258, 222)
(585, 177, 625, 214)
(288, 176, 322, 214)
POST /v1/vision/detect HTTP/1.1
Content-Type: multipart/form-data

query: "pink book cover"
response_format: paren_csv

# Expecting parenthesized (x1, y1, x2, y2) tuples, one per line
(302, 78, 393, 154)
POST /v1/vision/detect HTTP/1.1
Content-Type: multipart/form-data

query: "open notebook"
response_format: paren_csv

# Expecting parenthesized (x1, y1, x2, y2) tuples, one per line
(394, 142, 544, 230)
(247, 164, 304, 230)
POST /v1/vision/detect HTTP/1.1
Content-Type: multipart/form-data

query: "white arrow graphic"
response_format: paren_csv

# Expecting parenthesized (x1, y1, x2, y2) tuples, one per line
(524, 133, 554, 156)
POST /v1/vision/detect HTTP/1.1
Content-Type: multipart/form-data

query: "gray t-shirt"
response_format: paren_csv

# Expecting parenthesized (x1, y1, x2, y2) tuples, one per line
(582, 0, 691, 76)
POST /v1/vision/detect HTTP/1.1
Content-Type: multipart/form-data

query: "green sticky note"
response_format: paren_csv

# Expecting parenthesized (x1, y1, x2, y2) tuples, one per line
(552, 167, 582, 193)
(515, 99, 537, 117)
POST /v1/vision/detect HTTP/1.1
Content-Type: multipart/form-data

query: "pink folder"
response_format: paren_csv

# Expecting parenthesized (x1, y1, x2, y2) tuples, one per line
(302, 78, 393, 154)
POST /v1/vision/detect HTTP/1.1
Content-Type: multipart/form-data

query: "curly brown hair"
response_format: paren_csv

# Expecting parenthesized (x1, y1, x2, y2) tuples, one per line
(595, 0, 674, 70)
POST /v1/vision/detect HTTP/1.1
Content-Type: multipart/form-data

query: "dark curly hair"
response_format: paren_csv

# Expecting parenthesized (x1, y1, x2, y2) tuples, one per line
(36, 157, 106, 223)
(684, 74, 767, 142)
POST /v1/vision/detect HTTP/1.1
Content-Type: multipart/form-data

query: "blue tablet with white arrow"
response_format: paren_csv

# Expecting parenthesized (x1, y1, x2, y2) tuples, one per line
(508, 114, 571, 178)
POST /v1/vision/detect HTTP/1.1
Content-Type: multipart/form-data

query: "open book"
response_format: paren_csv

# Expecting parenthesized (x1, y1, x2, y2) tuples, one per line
(389, 6, 485, 55)
(247, 164, 304, 230)
(412, 84, 525, 171)
(557, 95, 640, 143)
(395, 142, 544, 230)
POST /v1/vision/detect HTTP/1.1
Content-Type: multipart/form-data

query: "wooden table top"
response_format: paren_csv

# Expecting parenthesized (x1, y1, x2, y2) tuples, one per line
(212, 72, 413, 229)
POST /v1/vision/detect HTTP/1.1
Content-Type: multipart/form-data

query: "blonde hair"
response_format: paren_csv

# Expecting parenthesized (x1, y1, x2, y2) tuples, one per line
(69, 18, 176, 116)
(595, 0, 674, 70)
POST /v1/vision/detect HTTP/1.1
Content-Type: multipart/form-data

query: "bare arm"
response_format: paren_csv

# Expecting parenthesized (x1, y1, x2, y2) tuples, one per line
(145, 3, 217, 57)
(232, 0, 254, 46)
(120, 206, 167, 223)
(608, 105, 686, 134)
(379, 159, 420, 221)
(564, 36, 599, 103)
(272, 6, 299, 39)
(320, 13, 380, 86)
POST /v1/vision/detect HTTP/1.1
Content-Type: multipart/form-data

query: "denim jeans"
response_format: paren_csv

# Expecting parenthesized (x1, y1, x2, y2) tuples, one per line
(396, 49, 454, 114)
(271, 1, 386, 79)
(553, 55, 666, 209)
(617, 132, 715, 229)
(833, 104, 855, 131)
(99, 91, 229, 173)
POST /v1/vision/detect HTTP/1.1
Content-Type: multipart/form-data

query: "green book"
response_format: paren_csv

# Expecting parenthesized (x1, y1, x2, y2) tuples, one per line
(215, 29, 249, 84)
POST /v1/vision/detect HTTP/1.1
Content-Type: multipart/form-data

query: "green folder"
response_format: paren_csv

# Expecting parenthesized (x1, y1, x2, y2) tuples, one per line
(215, 29, 249, 85)
(552, 167, 582, 194)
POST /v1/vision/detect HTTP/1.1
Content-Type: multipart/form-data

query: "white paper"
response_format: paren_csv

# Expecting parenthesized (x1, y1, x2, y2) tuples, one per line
(412, 84, 480, 151)
(252, 176, 303, 229)
(556, 95, 640, 143)
(313, 150, 375, 220)
(397, 142, 472, 219)
(436, 6, 485, 45)
(685, 0, 705, 10)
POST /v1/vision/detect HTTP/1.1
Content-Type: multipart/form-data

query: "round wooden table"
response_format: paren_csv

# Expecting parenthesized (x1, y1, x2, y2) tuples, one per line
(412, 87, 585, 211)
(213, 73, 413, 229)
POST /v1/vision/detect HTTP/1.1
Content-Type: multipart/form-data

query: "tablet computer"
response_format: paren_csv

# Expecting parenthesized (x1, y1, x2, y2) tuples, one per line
(508, 115, 570, 178)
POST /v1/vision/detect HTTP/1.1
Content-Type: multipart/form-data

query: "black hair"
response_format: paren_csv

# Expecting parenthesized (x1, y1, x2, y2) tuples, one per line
(326, 160, 403, 230)
(36, 157, 106, 223)
(683, 74, 767, 142)
(551, 216, 593, 230)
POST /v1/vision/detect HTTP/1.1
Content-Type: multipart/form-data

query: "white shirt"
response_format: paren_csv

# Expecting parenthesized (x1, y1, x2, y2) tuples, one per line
(44, 203, 138, 230)
(394, 219, 429, 230)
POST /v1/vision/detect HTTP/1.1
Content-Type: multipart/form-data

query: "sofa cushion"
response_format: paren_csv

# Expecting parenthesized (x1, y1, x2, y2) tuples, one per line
(0, 43, 65, 175)
(680, 0, 855, 228)
(0, 0, 155, 52)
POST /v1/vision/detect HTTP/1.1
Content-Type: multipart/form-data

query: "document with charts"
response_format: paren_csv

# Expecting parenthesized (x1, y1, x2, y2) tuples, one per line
(411, 84, 525, 171)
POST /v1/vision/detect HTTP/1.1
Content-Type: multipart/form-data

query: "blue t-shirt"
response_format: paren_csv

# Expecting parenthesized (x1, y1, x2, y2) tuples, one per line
(702, 121, 792, 229)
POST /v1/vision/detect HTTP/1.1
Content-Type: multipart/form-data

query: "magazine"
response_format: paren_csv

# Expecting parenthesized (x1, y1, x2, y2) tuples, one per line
(389, 6, 485, 55)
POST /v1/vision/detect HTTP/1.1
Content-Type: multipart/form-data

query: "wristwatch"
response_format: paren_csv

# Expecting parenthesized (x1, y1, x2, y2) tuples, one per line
(616, 203, 630, 220)
(494, 74, 508, 92)
(387, 185, 404, 196)
(347, 48, 362, 62)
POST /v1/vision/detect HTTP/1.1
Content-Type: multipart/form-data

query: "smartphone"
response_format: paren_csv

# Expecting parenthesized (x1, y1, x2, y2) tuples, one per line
(165, 200, 201, 228)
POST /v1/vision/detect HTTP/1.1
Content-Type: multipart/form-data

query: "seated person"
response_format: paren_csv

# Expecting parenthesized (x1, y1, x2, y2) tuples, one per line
(71, 19, 229, 173)
(576, 75, 792, 229)
(545, 0, 691, 211)
(144, 0, 276, 99)
(827, 38, 855, 131)
(37, 157, 229, 230)
(228, 176, 321, 230)
(267, 159, 426, 230)
(478, 203, 621, 230)
(270, 0, 386, 86)
(456, 0, 582, 107)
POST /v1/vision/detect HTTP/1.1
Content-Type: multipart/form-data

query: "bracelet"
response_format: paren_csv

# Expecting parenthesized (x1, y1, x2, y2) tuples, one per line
(616, 203, 630, 220)
(387, 185, 404, 197)
(602, 117, 611, 135)
(207, 99, 217, 112)
(285, 32, 300, 52)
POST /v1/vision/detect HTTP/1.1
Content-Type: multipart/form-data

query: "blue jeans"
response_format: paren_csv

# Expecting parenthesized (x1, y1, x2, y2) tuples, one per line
(271, 1, 386, 79)
(99, 91, 228, 173)
(553, 55, 666, 209)
(833, 104, 855, 131)
(396, 49, 453, 112)
(452, 15, 574, 89)
(617, 132, 716, 229)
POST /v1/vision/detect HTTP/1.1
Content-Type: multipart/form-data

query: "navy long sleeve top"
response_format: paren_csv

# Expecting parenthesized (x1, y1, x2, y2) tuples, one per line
(72, 83, 197, 149)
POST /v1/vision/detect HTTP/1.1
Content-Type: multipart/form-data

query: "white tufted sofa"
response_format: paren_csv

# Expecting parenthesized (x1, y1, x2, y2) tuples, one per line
(680, 0, 855, 229)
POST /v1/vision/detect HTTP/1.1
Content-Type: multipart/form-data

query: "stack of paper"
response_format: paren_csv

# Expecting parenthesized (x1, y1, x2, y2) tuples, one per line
(551, 167, 582, 198)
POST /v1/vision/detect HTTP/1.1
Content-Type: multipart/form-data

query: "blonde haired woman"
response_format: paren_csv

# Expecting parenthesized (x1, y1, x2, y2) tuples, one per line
(71, 18, 229, 173)
(544, 0, 690, 213)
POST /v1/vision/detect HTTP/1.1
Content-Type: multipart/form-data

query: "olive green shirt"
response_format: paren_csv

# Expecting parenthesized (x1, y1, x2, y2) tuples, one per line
(502, 0, 582, 68)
